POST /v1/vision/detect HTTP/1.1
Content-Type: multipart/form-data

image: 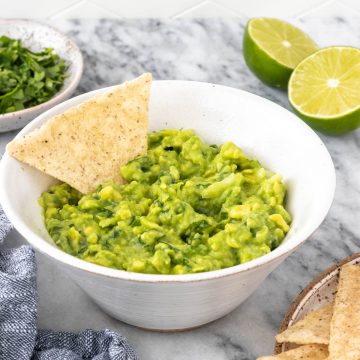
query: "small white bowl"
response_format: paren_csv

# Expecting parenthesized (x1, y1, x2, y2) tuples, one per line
(0, 19, 83, 132)
(0, 81, 336, 330)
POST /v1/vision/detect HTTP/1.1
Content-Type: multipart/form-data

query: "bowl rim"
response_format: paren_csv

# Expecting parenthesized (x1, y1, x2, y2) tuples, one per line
(0, 19, 84, 120)
(0, 80, 336, 283)
(274, 252, 360, 354)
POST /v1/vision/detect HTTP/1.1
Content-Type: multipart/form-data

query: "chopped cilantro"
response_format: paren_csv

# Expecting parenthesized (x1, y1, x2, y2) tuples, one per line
(0, 35, 68, 114)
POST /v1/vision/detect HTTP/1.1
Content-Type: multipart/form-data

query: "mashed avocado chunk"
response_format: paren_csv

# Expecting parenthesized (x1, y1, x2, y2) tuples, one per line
(39, 129, 291, 274)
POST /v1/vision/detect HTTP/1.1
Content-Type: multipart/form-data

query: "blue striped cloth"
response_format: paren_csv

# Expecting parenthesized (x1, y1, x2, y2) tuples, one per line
(0, 208, 138, 360)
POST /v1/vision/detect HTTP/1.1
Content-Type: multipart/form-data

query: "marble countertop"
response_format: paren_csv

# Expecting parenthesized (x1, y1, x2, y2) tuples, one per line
(1, 16, 360, 360)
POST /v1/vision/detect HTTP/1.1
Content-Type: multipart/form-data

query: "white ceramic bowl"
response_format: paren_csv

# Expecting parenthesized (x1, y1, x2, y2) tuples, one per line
(0, 19, 83, 132)
(0, 81, 336, 331)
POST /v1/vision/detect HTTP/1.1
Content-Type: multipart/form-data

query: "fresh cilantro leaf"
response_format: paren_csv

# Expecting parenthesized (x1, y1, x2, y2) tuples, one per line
(0, 35, 68, 114)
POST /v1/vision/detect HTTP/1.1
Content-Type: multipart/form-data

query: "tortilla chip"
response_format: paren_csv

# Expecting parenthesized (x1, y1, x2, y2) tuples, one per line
(276, 303, 333, 345)
(328, 264, 360, 360)
(7, 73, 152, 194)
(257, 344, 328, 360)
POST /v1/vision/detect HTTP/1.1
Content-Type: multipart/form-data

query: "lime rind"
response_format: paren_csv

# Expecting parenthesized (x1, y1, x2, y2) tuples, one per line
(291, 106, 360, 135)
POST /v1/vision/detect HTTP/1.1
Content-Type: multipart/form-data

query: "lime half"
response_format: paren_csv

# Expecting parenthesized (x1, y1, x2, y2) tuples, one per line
(289, 46, 360, 135)
(243, 18, 318, 88)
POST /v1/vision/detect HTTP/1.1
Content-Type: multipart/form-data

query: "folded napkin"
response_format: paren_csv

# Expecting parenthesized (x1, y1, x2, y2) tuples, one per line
(0, 206, 12, 242)
(0, 208, 138, 360)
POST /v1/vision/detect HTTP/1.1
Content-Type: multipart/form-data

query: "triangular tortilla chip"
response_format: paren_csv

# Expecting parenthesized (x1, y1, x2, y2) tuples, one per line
(257, 344, 328, 360)
(329, 264, 360, 360)
(276, 303, 333, 345)
(8, 73, 152, 194)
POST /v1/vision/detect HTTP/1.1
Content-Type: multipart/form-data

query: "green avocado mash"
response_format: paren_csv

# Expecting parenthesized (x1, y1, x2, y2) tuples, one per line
(39, 129, 291, 274)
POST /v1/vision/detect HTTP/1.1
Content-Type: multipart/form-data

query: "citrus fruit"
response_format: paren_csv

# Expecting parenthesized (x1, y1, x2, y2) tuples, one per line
(289, 46, 360, 135)
(243, 18, 318, 88)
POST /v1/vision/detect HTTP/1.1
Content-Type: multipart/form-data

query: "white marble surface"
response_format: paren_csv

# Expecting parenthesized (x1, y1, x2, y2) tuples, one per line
(1, 16, 360, 359)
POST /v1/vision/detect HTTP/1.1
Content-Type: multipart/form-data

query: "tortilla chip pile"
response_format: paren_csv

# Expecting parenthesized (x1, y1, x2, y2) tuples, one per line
(258, 264, 360, 360)
(7, 73, 152, 194)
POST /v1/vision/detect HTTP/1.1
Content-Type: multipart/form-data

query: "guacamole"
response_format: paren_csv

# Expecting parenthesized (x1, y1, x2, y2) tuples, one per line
(39, 129, 291, 274)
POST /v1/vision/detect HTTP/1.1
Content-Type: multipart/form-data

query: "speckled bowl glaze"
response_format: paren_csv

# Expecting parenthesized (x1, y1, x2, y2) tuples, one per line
(0, 81, 336, 330)
(0, 19, 83, 132)
(275, 253, 360, 354)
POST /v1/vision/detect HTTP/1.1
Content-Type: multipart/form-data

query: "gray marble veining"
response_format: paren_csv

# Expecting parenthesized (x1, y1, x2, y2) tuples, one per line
(1, 16, 360, 360)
